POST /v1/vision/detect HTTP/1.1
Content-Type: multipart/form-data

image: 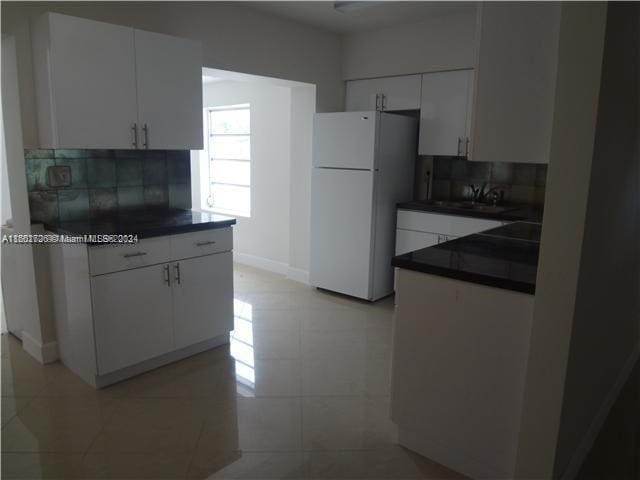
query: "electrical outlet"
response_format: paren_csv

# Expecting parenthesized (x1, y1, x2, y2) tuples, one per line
(47, 165, 72, 187)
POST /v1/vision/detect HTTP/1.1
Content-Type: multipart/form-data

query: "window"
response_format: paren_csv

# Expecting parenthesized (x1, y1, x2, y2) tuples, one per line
(205, 104, 251, 216)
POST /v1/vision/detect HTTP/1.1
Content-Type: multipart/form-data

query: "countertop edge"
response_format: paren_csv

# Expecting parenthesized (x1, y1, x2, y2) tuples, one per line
(42, 218, 237, 240)
(392, 257, 536, 295)
(397, 203, 542, 222)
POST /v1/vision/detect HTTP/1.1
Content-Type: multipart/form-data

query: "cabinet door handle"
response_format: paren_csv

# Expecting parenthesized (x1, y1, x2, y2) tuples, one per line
(131, 123, 138, 148)
(457, 137, 462, 156)
(381, 94, 386, 111)
(142, 123, 149, 149)
(195, 240, 216, 247)
(163, 264, 171, 286)
(375, 94, 380, 111)
(174, 263, 181, 285)
(123, 251, 147, 258)
(465, 137, 470, 157)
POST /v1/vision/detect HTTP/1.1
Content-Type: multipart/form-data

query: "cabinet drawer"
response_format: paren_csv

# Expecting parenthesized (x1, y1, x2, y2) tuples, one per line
(395, 229, 439, 255)
(170, 228, 232, 260)
(89, 236, 171, 276)
(397, 210, 453, 234)
(397, 209, 502, 237)
(448, 217, 503, 237)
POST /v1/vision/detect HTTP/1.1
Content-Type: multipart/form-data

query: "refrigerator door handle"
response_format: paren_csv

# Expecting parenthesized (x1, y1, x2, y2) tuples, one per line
(315, 166, 373, 172)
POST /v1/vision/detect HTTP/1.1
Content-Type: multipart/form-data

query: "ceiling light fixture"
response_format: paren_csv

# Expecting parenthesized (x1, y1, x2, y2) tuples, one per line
(333, 1, 377, 13)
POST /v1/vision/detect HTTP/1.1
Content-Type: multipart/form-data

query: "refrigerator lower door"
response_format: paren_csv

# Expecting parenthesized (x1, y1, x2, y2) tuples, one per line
(310, 168, 374, 300)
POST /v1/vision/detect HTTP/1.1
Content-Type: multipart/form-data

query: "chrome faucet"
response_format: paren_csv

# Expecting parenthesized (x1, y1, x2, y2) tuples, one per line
(468, 183, 504, 204)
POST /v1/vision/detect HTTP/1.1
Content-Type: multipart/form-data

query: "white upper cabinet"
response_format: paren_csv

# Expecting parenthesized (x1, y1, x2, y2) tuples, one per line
(469, 3, 561, 163)
(419, 69, 474, 157)
(32, 13, 138, 149)
(32, 12, 203, 150)
(134, 30, 203, 150)
(345, 75, 421, 111)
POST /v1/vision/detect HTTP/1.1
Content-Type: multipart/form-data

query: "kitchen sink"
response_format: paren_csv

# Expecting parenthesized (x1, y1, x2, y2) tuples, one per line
(465, 204, 518, 214)
(417, 200, 518, 214)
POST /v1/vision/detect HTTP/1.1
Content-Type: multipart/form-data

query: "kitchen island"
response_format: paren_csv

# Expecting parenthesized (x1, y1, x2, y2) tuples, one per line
(46, 208, 236, 388)
(390, 222, 540, 479)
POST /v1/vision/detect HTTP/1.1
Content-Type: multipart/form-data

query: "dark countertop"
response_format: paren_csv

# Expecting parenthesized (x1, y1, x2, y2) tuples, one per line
(392, 221, 541, 294)
(40, 208, 236, 240)
(397, 200, 543, 222)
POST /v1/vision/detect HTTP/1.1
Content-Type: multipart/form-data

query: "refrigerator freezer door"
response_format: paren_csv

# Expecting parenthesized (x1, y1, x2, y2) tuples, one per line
(312, 112, 377, 170)
(310, 168, 375, 300)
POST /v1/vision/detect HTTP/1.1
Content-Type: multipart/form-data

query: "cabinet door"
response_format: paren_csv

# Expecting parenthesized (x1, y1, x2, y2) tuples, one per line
(419, 70, 473, 156)
(38, 13, 138, 149)
(345, 75, 421, 111)
(470, 3, 561, 163)
(171, 252, 233, 350)
(134, 29, 203, 150)
(345, 80, 379, 111)
(91, 264, 174, 374)
(395, 229, 440, 255)
(379, 75, 422, 111)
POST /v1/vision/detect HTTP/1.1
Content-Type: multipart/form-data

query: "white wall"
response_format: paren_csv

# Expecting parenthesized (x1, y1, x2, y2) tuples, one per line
(287, 86, 316, 282)
(552, 4, 640, 477)
(514, 3, 639, 478)
(341, 8, 477, 80)
(1, 35, 55, 361)
(0, 1, 343, 148)
(201, 80, 292, 271)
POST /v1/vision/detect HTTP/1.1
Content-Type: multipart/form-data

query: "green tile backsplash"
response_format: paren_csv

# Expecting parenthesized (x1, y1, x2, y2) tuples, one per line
(24, 149, 191, 223)
(427, 157, 547, 206)
(25, 158, 55, 191)
(58, 189, 89, 221)
(87, 157, 117, 188)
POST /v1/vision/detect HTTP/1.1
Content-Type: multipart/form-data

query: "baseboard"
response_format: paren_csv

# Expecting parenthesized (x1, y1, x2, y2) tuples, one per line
(286, 267, 309, 285)
(21, 331, 59, 364)
(233, 252, 289, 276)
(233, 252, 309, 285)
(398, 426, 508, 479)
(560, 340, 640, 480)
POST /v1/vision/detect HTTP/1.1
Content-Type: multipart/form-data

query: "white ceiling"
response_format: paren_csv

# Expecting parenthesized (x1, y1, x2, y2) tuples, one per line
(245, 1, 475, 34)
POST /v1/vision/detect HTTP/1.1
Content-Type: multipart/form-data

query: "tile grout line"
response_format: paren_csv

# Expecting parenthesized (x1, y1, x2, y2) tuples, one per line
(297, 305, 306, 477)
(184, 421, 206, 480)
(0, 395, 37, 429)
(77, 395, 122, 472)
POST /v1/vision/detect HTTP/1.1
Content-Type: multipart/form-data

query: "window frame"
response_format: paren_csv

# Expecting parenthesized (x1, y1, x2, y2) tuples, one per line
(204, 103, 251, 217)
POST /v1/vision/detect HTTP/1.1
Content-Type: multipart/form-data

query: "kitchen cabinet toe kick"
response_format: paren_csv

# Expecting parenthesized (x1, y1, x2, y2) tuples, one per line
(93, 335, 228, 389)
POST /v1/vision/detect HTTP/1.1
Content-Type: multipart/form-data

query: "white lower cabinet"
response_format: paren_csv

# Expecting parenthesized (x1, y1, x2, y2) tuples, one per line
(49, 227, 234, 387)
(395, 209, 504, 255)
(172, 252, 234, 350)
(395, 229, 439, 256)
(92, 263, 174, 374)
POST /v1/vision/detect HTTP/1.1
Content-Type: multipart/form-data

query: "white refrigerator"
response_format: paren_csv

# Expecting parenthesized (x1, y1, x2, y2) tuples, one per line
(310, 111, 418, 301)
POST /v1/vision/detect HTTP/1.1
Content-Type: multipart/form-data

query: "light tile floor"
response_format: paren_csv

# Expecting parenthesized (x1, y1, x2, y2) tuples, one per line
(3, 264, 637, 479)
(1, 264, 466, 479)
